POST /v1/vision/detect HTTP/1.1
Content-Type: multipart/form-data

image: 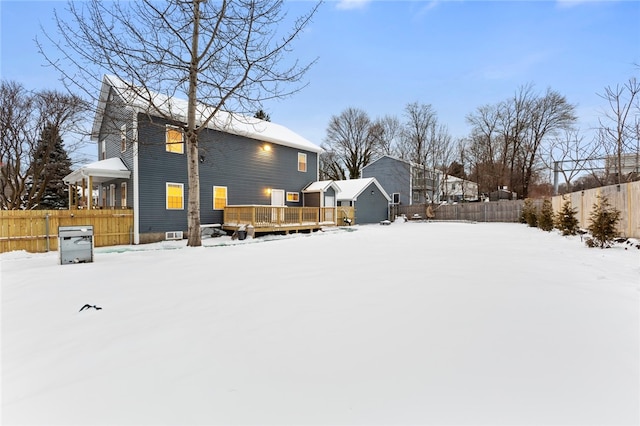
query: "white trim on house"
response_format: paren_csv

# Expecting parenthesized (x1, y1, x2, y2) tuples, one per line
(334, 178, 391, 203)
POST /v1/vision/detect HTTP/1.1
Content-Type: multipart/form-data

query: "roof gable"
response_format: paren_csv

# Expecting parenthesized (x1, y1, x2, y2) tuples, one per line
(92, 75, 322, 153)
(303, 180, 340, 193)
(334, 178, 391, 201)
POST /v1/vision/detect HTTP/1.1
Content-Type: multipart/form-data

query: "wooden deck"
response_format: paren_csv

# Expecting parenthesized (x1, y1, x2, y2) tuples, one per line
(223, 205, 351, 234)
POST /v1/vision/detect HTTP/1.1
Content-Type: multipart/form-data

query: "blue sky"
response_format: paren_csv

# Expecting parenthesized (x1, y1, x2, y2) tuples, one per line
(1, 0, 639, 161)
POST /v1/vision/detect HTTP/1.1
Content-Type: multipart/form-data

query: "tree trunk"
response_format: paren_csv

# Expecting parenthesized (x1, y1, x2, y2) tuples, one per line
(186, 130, 201, 246)
(186, 0, 202, 247)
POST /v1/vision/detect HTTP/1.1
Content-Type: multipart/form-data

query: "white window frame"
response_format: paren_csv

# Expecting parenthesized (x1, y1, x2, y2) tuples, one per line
(297, 152, 307, 172)
(213, 186, 228, 210)
(286, 192, 300, 203)
(120, 124, 127, 152)
(100, 139, 106, 160)
(166, 182, 184, 210)
(166, 125, 184, 154)
(120, 182, 127, 208)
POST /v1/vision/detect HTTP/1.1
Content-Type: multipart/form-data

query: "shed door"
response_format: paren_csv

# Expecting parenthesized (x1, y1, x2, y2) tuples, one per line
(324, 195, 335, 208)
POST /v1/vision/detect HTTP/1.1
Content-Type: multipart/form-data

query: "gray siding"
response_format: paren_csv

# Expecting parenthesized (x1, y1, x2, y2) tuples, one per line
(96, 89, 135, 208)
(135, 113, 318, 234)
(353, 182, 389, 224)
(362, 157, 411, 205)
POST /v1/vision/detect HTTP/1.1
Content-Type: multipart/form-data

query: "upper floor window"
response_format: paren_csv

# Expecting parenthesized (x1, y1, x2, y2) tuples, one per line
(120, 124, 127, 152)
(100, 139, 106, 160)
(213, 186, 227, 210)
(298, 153, 307, 172)
(166, 183, 184, 210)
(166, 125, 184, 154)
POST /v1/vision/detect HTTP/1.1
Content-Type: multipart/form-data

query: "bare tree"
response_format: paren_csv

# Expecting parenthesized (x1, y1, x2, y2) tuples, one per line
(521, 88, 577, 197)
(400, 102, 453, 203)
(0, 80, 86, 209)
(39, 0, 319, 246)
(544, 129, 598, 193)
(398, 102, 438, 164)
(465, 104, 502, 194)
(370, 115, 402, 157)
(319, 150, 347, 181)
(597, 76, 640, 184)
(465, 84, 576, 197)
(322, 107, 380, 179)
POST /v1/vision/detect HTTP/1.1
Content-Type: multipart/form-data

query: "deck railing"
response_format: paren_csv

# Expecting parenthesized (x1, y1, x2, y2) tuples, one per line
(223, 205, 340, 228)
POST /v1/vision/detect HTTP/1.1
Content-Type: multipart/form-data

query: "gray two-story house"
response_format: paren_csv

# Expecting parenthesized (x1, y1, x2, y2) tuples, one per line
(361, 155, 442, 205)
(65, 75, 322, 243)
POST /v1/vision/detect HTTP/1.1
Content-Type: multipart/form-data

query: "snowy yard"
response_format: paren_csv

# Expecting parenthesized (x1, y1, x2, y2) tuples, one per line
(2, 221, 639, 425)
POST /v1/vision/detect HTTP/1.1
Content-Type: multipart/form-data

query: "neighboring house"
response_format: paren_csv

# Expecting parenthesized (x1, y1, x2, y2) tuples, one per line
(440, 175, 479, 203)
(605, 153, 640, 176)
(361, 155, 442, 205)
(334, 177, 390, 224)
(64, 75, 322, 243)
(490, 187, 517, 201)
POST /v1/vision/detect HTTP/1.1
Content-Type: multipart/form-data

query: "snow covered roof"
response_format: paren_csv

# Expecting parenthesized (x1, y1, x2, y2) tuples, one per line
(92, 74, 322, 153)
(334, 178, 391, 202)
(302, 180, 339, 193)
(63, 158, 131, 184)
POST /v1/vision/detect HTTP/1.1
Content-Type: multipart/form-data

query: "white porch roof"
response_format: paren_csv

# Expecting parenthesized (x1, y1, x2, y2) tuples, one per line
(64, 158, 131, 184)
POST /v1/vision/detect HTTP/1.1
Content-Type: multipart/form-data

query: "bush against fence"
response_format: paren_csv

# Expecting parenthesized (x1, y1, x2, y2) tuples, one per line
(393, 181, 638, 238)
(551, 181, 639, 239)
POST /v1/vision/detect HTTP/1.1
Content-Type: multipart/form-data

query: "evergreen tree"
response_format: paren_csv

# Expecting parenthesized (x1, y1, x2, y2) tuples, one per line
(30, 123, 72, 209)
(586, 195, 621, 249)
(254, 109, 271, 122)
(522, 198, 538, 227)
(537, 199, 554, 231)
(555, 200, 579, 236)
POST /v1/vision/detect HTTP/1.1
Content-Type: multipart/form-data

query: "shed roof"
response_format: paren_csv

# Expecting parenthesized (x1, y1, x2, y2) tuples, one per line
(303, 180, 339, 193)
(92, 75, 322, 154)
(334, 178, 391, 202)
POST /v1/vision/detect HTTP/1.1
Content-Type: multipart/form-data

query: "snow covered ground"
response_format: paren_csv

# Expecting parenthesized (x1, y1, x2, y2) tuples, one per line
(2, 221, 639, 425)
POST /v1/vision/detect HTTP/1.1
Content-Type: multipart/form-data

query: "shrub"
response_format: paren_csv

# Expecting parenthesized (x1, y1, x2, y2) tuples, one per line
(537, 199, 554, 231)
(555, 200, 579, 236)
(522, 198, 538, 227)
(586, 195, 621, 249)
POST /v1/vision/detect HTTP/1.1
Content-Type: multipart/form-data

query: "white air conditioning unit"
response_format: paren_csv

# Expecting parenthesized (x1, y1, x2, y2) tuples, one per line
(165, 231, 183, 240)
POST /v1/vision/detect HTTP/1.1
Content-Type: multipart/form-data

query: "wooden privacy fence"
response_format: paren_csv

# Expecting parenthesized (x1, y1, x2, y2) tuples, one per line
(0, 209, 134, 254)
(551, 181, 640, 239)
(391, 200, 533, 223)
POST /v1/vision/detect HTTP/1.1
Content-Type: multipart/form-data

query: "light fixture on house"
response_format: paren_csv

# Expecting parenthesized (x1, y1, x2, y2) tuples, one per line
(199, 155, 205, 163)
(263, 144, 271, 152)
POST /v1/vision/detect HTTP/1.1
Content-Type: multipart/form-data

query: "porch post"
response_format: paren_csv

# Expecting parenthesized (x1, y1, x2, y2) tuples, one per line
(81, 178, 86, 208)
(88, 176, 93, 210)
